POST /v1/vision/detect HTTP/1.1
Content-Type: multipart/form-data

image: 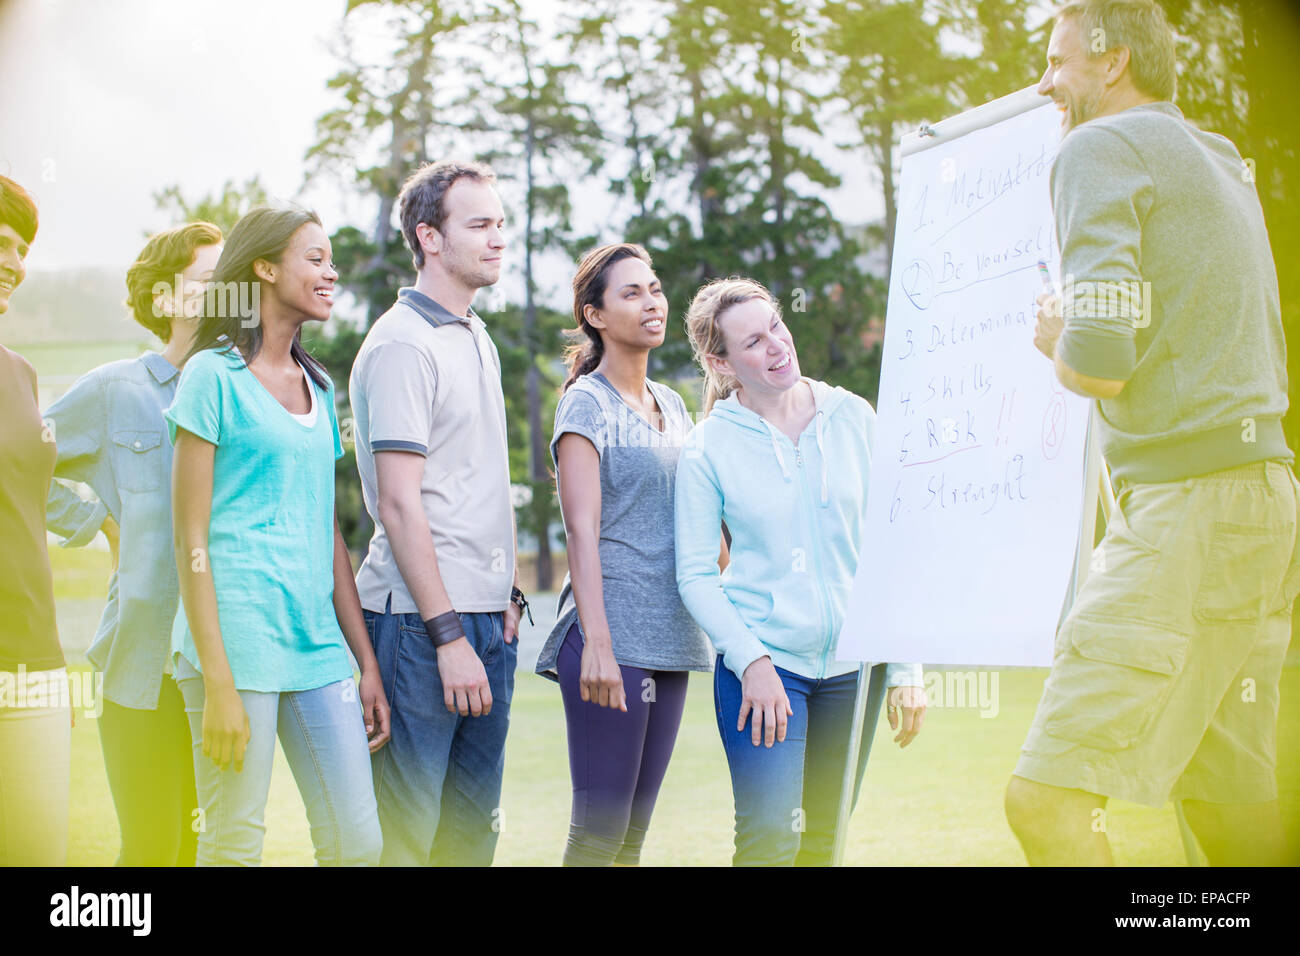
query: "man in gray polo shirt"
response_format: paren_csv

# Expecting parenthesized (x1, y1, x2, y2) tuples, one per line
(1007, 0, 1299, 865)
(350, 160, 524, 866)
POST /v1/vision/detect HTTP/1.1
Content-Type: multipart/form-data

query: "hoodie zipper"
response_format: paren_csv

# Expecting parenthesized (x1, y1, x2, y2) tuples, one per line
(792, 433, 834, 679)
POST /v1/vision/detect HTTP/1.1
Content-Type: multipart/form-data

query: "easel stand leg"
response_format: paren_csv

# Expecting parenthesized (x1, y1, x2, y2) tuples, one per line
(831, 662, 888, 866)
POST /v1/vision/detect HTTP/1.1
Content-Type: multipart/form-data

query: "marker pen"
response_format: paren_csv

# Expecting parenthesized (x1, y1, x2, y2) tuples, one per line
(1036, 259, 1058, 294)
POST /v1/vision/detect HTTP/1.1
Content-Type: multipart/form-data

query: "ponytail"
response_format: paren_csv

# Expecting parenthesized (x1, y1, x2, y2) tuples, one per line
(562, 328, 605, 391)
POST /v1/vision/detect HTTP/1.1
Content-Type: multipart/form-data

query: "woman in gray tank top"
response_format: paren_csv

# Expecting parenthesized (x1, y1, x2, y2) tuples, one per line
(537, 243, 712, 866)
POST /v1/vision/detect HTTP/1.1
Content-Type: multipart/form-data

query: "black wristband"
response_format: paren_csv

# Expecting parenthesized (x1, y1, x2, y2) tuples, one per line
(510, 586, 534, 626)
(424, 610, 465, 648)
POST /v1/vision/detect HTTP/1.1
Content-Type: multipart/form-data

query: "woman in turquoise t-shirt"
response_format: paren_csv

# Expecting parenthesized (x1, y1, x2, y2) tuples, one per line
(167, 205, 389, 866)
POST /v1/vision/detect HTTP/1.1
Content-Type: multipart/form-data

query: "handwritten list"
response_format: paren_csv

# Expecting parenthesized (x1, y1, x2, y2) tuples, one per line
(838, 101, 1091, 668)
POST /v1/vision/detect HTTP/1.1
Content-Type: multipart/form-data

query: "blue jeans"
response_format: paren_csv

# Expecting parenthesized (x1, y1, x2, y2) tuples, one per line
(174, 655, 382, 867)
(714, 657, 886, 866)
(365, 602, 517, 866)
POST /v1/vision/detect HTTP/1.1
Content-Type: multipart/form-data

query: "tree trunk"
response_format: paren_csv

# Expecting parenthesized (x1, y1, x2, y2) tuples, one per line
(769, 61, 789, 293)
(689, 69, 716, 279)
(523, 115, 553, 591)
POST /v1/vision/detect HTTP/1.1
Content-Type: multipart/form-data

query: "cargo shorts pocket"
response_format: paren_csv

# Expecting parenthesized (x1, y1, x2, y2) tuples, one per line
(1042, 616, 1189, 751)
(1281, 471, 1300, 609)
(1194, 522, 1295, 624)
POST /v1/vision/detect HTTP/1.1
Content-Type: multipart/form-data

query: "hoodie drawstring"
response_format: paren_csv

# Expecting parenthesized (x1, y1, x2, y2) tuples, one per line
(763, 420, 792, 483)
(755, 405, 828, 504)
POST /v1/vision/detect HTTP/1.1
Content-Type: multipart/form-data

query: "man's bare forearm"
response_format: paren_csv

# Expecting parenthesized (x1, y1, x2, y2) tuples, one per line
(1054, 344, 1126, 399)
(380, 494, 456, 621)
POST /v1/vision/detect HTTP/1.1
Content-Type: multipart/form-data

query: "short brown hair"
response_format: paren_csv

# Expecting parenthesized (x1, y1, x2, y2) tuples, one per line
(125, 222, 222, 342)
(398, 160, 497, 269)
(1056, 0, 1178, 101)
(0, 175, 39, 245)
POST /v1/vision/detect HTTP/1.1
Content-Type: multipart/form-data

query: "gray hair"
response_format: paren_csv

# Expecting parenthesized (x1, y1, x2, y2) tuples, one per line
(1056, 0, 1178, 102)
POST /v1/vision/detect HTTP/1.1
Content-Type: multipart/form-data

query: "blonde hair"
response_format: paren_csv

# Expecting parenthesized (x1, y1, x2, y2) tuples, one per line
(684, 277, 780, 414)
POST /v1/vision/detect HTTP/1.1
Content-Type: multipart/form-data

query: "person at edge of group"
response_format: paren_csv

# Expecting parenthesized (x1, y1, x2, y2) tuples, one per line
(674, 277, 928, 867)
(0, 175, 71, 866)
(1007, 0, 1299, 867)
(536, 243, 713, 866)
(349, 160, 523, 867)
(42, 222, 221, 866)
(167, 205, 390, 866)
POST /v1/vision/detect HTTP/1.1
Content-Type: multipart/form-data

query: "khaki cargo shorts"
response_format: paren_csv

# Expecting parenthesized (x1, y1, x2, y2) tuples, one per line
(1015, 459, 1300, 807)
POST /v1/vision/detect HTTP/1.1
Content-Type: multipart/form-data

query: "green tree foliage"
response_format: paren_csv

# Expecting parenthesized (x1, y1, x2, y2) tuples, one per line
(151, 176, 269, 236)
(454, 0, 607, 588)
(826, 0, 964, 271)
(308, 0, 480, 325)
(305, 0, 482, 551)
(940, 0, 1049, 107)
(563, 0, 706, 377)
(628, 0, 888, 401)
(299, 0, 1300, 569)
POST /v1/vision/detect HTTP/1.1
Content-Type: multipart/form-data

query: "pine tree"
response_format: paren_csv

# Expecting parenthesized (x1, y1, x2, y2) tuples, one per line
(463, 0, 607, 590)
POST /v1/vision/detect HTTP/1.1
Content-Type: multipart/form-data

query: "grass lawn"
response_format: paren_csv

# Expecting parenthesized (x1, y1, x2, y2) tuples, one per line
(53, 545, 1300, 867)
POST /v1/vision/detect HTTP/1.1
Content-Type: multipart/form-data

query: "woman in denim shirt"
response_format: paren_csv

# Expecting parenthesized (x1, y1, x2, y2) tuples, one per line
(44, 222, 222, 865)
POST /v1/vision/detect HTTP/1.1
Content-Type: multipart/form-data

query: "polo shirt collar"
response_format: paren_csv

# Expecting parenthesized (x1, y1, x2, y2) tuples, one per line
(141, 350, 180, 385)
(398, 287, 479, 328)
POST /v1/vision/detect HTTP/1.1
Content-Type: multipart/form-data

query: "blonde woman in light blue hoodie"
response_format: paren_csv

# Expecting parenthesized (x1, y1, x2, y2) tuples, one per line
(675, 277, 925, 866)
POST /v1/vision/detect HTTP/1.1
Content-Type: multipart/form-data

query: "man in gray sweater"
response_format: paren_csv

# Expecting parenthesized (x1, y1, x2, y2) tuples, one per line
(1007, 0, 1298, 865)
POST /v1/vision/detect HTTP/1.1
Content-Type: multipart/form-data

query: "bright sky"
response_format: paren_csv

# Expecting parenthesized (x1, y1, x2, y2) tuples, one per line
(0, 0, 353, 272)
(0, 0, 921, 283)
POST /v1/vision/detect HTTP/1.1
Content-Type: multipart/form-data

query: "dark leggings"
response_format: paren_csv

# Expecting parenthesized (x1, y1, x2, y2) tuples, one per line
(98, 677, 198, 866)
(556, 622, 689, 866)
